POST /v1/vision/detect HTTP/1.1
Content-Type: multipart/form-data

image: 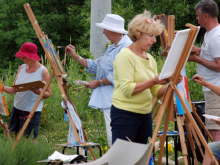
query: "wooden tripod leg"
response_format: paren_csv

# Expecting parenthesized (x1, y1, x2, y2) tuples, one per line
(62, 97, 83, 155)
(65, 86, 96, 159)
(0, 115, 12, 140)
(157, 93, 174, 165)
(189, 121, 204, 157)
(192, 108, 213, 142)
(56, 76, 83, 155)
(152, 98, 158, 109)
(147, 86, 174, 165)
(152, 101, 161, 120)
(174, 86, 219, 165)
(185, 116, 199, 165)
(11, 71, 55, 153)
(177, 116, 188, 165)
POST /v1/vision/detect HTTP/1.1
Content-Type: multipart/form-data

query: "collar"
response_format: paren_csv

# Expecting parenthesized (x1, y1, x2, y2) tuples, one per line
(112, 35, 130, 48)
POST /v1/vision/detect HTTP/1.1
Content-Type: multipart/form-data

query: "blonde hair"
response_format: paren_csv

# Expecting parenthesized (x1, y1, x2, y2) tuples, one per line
(128, 10, 164, 42)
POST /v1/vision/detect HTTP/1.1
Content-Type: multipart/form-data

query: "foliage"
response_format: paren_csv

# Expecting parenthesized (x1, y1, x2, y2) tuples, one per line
(0, 135, 54, 165)
(0, 0, 91, 76)
(111, 0, 212, 51)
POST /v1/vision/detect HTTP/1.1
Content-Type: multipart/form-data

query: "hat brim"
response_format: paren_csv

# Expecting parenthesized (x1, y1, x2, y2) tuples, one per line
(15, 52, 41, 61)
(95, 23, 128, 34)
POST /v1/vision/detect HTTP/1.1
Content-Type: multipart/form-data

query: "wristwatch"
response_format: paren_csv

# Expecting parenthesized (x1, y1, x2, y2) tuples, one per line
(78, 56, 82, 63)
(100, 79, 104, 86)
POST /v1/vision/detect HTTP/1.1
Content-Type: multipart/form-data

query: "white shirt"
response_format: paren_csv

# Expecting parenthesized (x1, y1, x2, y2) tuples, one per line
(197, 25, 220, 91)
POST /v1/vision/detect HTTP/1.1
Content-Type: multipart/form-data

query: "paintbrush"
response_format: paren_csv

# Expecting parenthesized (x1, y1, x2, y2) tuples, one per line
(57, 46, 86, 49)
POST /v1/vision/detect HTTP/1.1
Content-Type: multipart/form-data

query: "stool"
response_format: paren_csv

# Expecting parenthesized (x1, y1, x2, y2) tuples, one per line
(157, 131, 188, 165)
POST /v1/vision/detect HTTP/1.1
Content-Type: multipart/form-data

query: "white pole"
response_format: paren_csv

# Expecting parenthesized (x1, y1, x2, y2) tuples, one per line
(90, 0, 111, 60)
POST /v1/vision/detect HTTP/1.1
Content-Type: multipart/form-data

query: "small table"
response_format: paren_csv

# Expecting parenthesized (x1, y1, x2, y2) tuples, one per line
(57, 143, 102, 158)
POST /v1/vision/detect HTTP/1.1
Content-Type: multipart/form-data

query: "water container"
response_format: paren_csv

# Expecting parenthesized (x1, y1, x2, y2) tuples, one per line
(64, 109, 69, 122)
(148, 154, 154, 165)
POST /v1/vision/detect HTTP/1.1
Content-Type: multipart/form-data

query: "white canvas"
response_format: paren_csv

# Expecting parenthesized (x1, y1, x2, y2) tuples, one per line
(0, 92, 7, 116)
(159, 26, 200, 80)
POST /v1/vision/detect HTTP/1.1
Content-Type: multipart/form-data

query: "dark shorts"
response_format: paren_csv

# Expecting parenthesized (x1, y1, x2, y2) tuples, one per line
(9, 107, 41, 138)
(111, 105, 152, 144)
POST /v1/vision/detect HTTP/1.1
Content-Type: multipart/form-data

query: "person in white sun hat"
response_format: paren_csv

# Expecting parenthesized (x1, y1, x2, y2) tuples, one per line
(65, 14, 132, 147)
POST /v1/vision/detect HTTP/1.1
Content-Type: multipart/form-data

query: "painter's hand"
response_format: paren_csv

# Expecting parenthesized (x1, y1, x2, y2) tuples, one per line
(30, 87, 42, 95)
(85, 80, 100, 89)
(211, 118, 220, 126)
(192, 74, 207, 86)
(176, 74, 183, 84)
(188, 53, 200, 62)
(65, 44, 76, 57)
(154, 75, 169, 85)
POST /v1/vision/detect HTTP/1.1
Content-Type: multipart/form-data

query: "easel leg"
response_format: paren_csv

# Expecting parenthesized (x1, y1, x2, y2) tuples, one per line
(185, 116, 199, 165)
(157, 93, 174, 165)
(11, 71, 55, 153)
(188, 120, 204, 157)
(174, 86, 219, 165)
(57, 76, 84, 155)
(177, 116, 188, 165)
(192, 108, 213, 142)
(147, 86, 173, 165)
(0, 115, 12, 140)
(152, 101, 161, 120)
(64, 85, 96, 159)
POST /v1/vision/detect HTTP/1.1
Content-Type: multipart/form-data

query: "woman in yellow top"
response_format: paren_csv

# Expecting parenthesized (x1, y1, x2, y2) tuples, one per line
(111, 10, 181, 144)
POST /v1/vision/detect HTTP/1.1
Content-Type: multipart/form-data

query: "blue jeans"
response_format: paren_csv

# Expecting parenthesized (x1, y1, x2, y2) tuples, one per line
(111, 105, 152, 144)
(209, 141, 220, 161)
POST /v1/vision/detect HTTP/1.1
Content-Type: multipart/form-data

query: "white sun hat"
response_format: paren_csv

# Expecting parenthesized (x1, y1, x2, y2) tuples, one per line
(95, 14, 128, 34)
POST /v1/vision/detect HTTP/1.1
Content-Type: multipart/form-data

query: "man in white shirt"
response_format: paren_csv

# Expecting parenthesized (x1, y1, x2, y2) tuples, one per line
(189, 0, 220, 143)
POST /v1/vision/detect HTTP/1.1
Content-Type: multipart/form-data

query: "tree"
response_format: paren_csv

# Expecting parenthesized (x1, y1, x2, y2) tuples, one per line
(0, 0, 91, 75)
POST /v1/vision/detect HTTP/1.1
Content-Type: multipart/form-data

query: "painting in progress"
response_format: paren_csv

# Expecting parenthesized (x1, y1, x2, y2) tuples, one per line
(41, 38, 66, 76)
(0, 81, 9, 116)
(174, 68, 192, 115)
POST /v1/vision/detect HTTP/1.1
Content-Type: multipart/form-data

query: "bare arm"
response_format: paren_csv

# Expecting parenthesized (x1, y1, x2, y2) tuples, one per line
(189, 45, 220, 72)
(193, 74, 220, 96)
(65, 44, 88, 69)
(132, 77, 168, 95)
(30, 68, 51, 99)
(211, 118, 220, 125)
(192, 57, 220, 72)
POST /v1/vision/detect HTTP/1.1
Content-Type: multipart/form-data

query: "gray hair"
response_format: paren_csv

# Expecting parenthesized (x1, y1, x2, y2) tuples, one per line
(194, 0, 218, 18)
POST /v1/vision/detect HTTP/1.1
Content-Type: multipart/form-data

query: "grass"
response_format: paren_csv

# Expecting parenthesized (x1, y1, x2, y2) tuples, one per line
(0, 49, 204, 164)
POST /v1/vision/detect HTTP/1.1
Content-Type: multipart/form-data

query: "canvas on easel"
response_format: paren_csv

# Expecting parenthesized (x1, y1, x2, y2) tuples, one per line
(0, 81, 12, 139)
(147, 24, 219, 165)
(10, 3, 96, 160)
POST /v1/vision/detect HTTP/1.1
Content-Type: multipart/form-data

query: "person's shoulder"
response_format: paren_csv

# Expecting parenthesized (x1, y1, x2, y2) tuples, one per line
(118, 48, 133, 56)
(120, 35, 132, 47)
(116, 48, 134, 61)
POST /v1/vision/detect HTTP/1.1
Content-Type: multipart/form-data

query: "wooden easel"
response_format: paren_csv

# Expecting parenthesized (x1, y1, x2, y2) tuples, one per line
(152, 15, 175, 122)
(153, 15, 213, 164)
(155, 14, 175, 57)
(0, 81, 12, 139)
(10, 3, 96, 160)
(147, 24, 219, 165)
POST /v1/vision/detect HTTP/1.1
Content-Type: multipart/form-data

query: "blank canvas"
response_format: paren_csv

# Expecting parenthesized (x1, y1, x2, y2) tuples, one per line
(159, 26, 200, 80)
